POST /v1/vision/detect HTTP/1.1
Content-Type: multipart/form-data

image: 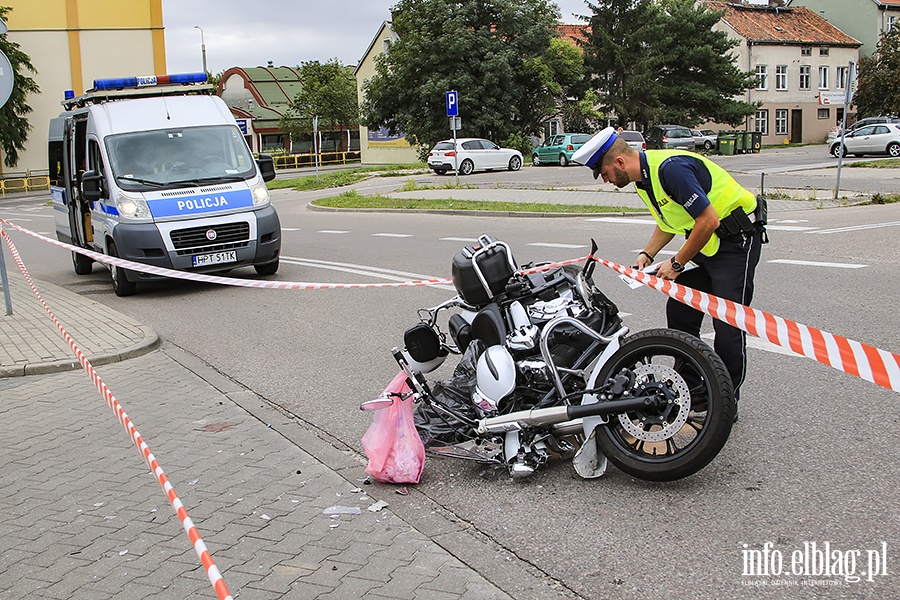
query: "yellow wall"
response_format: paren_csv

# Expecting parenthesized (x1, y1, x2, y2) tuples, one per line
(2, 0, 165, 174)
(356, 22, 419, 165)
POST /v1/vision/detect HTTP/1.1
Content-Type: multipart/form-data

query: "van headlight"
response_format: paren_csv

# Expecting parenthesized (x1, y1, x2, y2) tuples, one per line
(113, 191, 151, 219)
(250, 181, 270, 206)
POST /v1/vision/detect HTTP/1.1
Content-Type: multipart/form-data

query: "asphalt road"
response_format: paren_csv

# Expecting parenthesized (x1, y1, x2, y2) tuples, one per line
(3, 148, 899, 599)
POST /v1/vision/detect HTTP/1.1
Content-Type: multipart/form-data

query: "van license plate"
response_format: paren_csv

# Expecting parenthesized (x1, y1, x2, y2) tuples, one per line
(192, 251, 237, 267)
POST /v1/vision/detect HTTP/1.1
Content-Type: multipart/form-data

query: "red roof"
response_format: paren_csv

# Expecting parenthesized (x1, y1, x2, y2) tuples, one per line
(704, 1, 860, 46)
(557, 24, 588, 46)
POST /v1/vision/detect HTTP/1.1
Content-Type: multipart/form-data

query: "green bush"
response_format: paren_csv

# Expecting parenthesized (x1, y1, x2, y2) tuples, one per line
(501, 132, 534, 158)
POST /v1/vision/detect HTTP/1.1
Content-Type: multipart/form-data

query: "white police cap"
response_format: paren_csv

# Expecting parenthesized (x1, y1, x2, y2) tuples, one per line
(572, 126, 618, 180)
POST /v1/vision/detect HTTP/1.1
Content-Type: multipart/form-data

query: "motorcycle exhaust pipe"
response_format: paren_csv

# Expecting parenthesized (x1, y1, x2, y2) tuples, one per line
(477, 396, 661, 435)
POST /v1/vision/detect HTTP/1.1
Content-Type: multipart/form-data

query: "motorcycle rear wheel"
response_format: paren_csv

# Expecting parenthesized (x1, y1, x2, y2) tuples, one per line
(591, 328, 735, 482)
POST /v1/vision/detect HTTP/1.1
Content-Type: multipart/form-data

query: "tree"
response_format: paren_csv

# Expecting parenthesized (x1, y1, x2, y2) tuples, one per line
(0, 6, 40, 168)
(854, 27, 900, 119)
(560, 88, 606, 132)
(580, 0, 755, 130)
(280, 59, 359, 152)
(580, 0, 661, 129)
(362, 0, 581, 156)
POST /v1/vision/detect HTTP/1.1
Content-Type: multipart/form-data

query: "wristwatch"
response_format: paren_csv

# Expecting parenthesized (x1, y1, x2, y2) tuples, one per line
(670, 258, 685, 272)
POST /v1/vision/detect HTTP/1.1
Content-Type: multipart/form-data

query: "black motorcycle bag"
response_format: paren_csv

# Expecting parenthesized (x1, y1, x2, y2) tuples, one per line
(451, 236, 517, 306)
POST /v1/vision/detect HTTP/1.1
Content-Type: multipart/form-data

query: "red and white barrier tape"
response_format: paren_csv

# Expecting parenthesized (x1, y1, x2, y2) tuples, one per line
(4, 217, 897, 393)
(0, 218, 455, 290)
(1, 228, 232, 600)
(593, 256, 900, 394)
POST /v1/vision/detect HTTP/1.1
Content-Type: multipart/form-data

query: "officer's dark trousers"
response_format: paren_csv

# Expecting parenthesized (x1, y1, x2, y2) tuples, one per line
(666, 228, 763, 401)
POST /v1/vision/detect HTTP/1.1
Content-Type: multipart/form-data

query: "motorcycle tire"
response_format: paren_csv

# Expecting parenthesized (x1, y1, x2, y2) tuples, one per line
(591, 328, 735, 482)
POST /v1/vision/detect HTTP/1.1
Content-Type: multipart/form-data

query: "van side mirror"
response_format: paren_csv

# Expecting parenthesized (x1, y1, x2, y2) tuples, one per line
(256, 154, 276, 182)
(81, 170, 107, 201)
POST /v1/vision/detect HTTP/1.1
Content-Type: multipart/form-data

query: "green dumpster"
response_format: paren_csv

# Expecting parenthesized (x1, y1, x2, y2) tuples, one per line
(718, 134, 736, 156)
(741, 131, 753, 154)
(732, 131, 745, 154)
(751, 131, 762, 153)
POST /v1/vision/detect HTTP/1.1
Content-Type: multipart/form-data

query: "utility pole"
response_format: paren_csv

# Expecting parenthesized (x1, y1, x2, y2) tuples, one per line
(194, 26, 207, 74)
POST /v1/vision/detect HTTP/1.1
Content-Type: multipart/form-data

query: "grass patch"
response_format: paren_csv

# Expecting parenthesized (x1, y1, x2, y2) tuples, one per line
(845, 158, 900, 169)
(868, 193, 900, 204)
(267, 163, 429, 191)
(312, 189, 643, 213)
(267, 170, 371, 191)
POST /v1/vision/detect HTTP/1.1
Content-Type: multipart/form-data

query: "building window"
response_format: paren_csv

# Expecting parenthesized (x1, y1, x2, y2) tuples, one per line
(756, 65, 768, 90)
(818, 66, 829, 89)
(819, 47, 830, 56)
(888, 16, 896, 31)
(801, 46, 812, 56)
(799, 65, 811, 90)
(543, 121, 559, 138)
(836, 66, 848, 89)
(776, 65, 788, 90)
(775, 109, 788, 135)
(818, 108, 830, 120)
(755, 109, 769, 135)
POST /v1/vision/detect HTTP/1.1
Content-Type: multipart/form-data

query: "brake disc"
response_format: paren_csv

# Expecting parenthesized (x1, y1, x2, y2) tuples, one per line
(611, 363, 690, 442)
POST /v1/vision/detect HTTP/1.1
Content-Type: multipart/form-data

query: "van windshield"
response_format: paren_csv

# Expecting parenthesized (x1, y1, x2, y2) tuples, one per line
(107, 125, 256, 191)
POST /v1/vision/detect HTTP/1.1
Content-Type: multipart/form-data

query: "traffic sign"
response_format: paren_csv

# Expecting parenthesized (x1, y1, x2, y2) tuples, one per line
(0, 51, 13, 110)
(449, 117, 462, 131)
(446, 90, 458, 117)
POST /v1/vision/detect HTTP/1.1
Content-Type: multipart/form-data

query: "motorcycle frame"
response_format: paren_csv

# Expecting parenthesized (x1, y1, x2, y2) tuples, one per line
(395, 301, 654, 444)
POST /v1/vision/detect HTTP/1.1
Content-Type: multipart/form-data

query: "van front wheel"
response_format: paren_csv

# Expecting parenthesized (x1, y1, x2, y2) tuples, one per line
(255, 259, 279, 276)
(108, 241, 137, 297)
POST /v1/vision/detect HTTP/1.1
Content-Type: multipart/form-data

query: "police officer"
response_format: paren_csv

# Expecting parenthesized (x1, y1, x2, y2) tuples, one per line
(573, 127, 766, 418)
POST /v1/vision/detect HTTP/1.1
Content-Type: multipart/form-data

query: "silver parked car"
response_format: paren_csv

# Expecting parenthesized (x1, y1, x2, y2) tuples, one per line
(619, 130, 646, 151)
(691, 129, 717, 151)
(428, 138, 524, 175)
(830, 123, 900, 158)
(645, 125, 695, 151)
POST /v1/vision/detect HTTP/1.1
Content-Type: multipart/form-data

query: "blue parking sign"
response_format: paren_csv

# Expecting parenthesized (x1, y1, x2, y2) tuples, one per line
(446, 90, 458, 117)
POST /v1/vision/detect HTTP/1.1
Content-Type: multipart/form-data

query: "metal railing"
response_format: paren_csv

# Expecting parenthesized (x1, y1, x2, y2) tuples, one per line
(269, 151, 361, 170)
(1, 176, 51, 196)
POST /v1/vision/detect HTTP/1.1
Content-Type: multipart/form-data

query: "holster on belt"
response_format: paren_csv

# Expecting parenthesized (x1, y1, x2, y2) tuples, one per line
(715, 208, 755, 241)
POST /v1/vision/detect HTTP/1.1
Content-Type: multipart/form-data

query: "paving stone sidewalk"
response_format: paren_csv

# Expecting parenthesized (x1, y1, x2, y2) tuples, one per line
(0, 343, 573, 599)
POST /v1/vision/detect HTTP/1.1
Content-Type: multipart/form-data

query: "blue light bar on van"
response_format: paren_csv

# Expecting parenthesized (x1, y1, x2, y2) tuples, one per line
(91, 72, 208, 91)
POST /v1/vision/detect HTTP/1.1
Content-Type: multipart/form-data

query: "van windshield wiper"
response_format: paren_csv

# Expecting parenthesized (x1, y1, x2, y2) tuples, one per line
(116, 175, 165, 187)
(166, 175, 248, 187)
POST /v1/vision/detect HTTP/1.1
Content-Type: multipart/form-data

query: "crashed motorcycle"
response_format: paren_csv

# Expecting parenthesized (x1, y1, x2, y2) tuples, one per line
(361, 235, 736, 482)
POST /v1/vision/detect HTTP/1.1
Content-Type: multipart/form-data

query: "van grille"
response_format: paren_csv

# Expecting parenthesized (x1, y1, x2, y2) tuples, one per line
(170, 222, 250, 250)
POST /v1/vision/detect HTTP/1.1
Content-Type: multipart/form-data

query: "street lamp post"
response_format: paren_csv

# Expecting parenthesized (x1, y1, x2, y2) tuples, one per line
(194, 26, 207, 74)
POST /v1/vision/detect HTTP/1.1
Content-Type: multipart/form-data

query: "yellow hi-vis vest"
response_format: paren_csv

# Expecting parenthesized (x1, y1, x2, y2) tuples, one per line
(635, 150, 757, 257)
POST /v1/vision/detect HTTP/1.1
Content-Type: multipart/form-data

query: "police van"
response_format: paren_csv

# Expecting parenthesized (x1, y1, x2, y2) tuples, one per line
(48, 72, 281, 296)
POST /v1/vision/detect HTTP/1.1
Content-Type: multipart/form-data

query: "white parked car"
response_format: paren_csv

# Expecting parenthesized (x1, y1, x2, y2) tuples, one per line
(829, 123, 900, 158)
(428, 138, 523, 175)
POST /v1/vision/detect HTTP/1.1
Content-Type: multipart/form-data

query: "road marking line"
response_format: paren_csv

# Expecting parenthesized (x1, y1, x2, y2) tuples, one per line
(317, 230, 349, 234)
(766, 225, 818, 231)
(281, 228, 301, 231)
(372, 233, 413, 238)
(527, 242, 586, 249)
(768, 259, 867, 269)
(808, 221, 900, 235)
(587, 217, 658, 225)
(702, 332, 797, 357)
(440, 237, 479, 242)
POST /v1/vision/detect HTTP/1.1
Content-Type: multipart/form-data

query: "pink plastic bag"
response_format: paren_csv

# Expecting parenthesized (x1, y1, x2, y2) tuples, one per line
(362, 371, 426, 484)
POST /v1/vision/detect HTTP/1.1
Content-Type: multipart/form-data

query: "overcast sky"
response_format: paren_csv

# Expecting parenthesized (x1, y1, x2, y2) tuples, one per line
(162, 0, 593, 75)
